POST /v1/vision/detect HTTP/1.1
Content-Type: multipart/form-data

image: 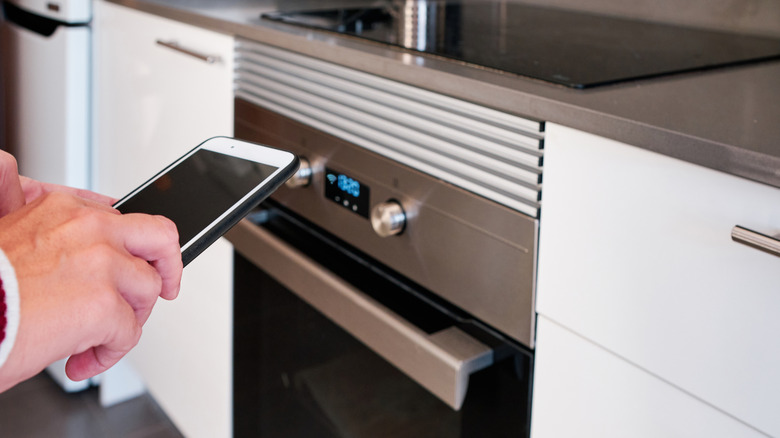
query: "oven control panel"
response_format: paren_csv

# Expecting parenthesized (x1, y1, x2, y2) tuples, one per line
(286, 158, 408, 237)
(323, 167, 370, 218)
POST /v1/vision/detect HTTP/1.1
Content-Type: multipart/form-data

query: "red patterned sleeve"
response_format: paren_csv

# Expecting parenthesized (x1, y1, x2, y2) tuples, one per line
(0, 249, 20, 370)
(0, 276, 6, 346)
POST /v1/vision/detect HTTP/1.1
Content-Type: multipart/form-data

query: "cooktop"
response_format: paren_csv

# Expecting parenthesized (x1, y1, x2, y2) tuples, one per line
(262, 1, 780, 88)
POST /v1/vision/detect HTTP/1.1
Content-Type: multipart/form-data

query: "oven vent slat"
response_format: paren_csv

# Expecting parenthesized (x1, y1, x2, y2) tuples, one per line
(235, 40, 544, 217)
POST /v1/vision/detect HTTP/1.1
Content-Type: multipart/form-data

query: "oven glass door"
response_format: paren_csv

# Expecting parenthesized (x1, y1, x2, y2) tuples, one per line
(231, 204, 533, 438)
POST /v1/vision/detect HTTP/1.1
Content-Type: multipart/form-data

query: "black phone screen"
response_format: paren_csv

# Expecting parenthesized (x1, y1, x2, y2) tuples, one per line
(116, 149, 278, 247)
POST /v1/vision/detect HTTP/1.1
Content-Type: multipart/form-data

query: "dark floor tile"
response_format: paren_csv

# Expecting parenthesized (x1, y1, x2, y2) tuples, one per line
(0, 373, 183, 438)
(126, 423, 186, 438)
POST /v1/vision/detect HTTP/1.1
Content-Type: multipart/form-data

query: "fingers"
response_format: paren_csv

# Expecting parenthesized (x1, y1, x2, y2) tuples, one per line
(0, 151, 25, 217)
(66, 341, 136, 382)
(66, 202, 181, 317)
(65, 213, 181, 382)
(114, 253, 165, 325)
(65, 312, 141, 381)
(83, 211, 181, 321)
(20, 175, 118, 206)
(117, 214, 183, 300)
(66, 348, 114, 382)
(74, 188, 118, 206)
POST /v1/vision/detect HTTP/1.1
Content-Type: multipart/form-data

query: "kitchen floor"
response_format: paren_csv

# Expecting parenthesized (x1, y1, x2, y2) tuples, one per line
(0, 373, 182, 438)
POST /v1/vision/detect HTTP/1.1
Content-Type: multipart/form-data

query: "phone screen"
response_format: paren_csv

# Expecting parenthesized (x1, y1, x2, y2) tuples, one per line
(116, 149, 279, 247)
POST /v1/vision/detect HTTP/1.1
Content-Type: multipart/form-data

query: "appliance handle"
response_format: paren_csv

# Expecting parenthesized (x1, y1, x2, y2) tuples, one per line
(226, 219, 493, 411)
(732, 225, 780, 258)
(155, 39, 221, 64)
(2, 1, 64, 37)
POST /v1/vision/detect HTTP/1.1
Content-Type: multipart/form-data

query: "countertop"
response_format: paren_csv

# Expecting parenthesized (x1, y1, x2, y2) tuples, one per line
(108, 0, 780, 190)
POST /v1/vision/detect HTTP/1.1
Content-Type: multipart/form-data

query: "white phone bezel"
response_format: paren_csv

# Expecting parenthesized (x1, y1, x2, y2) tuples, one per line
(114, 136, 297, 252)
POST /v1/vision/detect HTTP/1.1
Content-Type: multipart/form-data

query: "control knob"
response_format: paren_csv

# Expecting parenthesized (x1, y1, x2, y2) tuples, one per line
(285, 157, 312, 188)
(370, 200, 406, 237)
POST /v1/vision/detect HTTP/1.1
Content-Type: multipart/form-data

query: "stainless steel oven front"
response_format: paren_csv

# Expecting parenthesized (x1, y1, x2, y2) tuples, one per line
(227, 40, 544, 438)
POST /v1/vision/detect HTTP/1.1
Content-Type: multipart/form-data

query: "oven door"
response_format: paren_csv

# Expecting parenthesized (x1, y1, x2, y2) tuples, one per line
(227, 206, 533, 438)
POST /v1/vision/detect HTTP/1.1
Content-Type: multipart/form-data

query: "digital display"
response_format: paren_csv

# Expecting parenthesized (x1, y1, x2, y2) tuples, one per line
(116, 149, 279, 247)
(337, 174, 361, 198)
(324, 167, 370, 217)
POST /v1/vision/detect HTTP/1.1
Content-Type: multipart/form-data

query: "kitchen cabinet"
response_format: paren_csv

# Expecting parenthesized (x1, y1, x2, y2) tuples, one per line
(534, 123, 780, 437)
(531, 316, 766, 438)
(92, 2, 234, 437)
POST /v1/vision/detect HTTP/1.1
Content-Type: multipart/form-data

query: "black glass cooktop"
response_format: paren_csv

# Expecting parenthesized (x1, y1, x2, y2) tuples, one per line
(263, 1, 780, 88)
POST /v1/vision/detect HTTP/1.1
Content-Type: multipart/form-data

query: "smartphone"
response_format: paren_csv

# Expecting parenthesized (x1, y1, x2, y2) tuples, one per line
(113, 137, 299, 266)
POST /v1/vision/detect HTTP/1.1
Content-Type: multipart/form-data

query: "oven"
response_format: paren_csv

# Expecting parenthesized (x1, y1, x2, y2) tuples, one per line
(226, 40, 544, 438)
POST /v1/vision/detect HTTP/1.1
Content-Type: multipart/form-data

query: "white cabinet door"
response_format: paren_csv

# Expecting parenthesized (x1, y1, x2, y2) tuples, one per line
(531, 316, 765, 438)
(536, 123, 780, 437)
(92, 1, 234, 197)
(92, 2, 234, 437)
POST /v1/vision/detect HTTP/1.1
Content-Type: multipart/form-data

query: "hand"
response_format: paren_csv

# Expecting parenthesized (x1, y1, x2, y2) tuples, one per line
(0, 192, 183, 391)
(0, 151, 25, 217)
(20, 176, 117, 206)
(0, 149, 115, 215)
(0, 151, 117, 217)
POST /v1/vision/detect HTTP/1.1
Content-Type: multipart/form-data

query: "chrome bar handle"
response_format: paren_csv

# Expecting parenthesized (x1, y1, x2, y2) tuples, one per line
(732, 225, 780, 258)
(155, 39, 220, 64)
(226, 219, 493, 410)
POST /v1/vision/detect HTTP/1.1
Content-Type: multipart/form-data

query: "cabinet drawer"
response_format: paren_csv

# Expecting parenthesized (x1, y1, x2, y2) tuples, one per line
(531, 317, 766, 438)
(537, 124, 780, 436)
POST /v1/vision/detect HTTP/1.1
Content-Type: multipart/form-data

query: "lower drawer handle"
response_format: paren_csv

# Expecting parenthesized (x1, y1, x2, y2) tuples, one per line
(731, 225, 780, 258)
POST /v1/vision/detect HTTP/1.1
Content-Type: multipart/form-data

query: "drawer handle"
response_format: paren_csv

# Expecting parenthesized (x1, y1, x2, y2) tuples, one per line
(226, 219, 493, 410)
(155, 39, 220, 64)
(731, 225, 780, 258)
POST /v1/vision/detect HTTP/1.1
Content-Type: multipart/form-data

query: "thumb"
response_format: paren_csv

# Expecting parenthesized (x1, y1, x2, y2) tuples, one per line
(0, 151, 26, 217)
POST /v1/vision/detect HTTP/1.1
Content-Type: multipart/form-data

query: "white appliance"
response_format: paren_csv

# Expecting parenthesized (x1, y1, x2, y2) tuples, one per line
(1, 0, 91, 392)
(1, 0, 90, 188)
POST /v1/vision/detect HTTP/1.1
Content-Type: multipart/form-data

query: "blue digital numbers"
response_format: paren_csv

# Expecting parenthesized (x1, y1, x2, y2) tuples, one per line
(337, 174, 360, 198)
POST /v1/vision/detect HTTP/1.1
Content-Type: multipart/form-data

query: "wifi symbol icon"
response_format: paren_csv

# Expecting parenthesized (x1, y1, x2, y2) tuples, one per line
(327, 174, 337, 184)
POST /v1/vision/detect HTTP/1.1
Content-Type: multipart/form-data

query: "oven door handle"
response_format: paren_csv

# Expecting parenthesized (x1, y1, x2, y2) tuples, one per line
(227, 219, 493, 411)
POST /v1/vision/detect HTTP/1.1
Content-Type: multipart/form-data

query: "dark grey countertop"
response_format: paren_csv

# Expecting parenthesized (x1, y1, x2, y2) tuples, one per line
(108, 0, 780, 189)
